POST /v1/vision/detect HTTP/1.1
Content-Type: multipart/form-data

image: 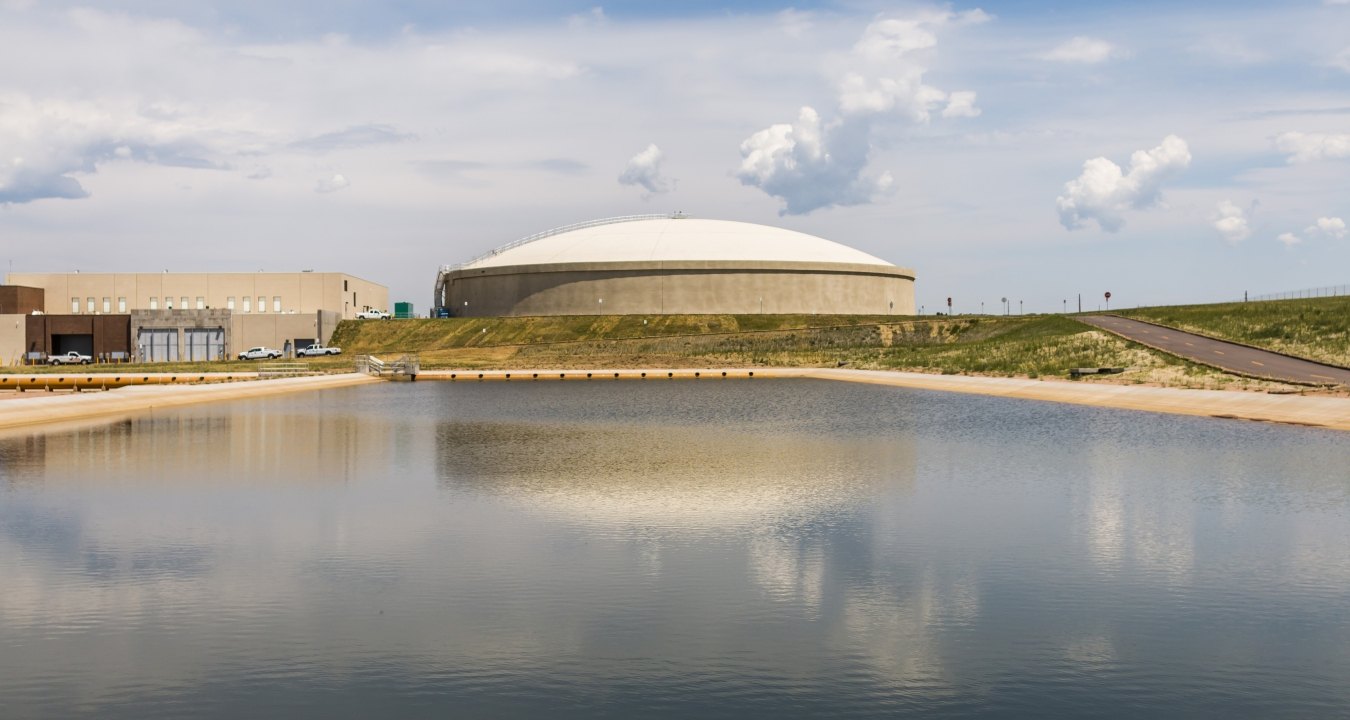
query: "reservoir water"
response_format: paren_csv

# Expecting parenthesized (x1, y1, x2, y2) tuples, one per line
(2, 379, 1348, 718)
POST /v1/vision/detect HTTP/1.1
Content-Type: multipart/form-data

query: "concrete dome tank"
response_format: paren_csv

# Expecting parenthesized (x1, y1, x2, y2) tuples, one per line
(435, 214, 915, 317)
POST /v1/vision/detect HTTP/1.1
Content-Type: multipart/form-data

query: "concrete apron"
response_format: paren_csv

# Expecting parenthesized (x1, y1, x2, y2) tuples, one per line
(0, 373, 382, 433)
(3, 368, 1346, 434)
(416, 368, 1350, 432)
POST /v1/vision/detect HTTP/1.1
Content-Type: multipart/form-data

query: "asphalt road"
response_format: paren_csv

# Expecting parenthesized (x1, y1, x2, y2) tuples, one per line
(1078, 315, 1350, 387)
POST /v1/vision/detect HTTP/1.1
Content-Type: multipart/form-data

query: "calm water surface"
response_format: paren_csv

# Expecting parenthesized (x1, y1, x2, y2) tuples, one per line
(1, 380, 1348, 718)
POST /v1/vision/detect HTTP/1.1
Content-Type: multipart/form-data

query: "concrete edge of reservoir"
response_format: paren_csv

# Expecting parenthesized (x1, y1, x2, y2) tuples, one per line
(0, 373, 381, 434)
(416, 368, 1350, 431)
(2, 368, 1347, 433)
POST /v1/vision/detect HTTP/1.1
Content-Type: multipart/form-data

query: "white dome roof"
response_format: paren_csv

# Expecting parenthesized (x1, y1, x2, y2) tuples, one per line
(461, 217, 896, 269)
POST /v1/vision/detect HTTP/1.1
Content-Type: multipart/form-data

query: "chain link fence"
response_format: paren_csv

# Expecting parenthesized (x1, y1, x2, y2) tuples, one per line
(1247, 285, 1349, 302)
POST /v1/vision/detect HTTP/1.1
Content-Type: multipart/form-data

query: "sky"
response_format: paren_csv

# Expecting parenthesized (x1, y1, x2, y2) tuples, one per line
(1, 0, 1347, 314)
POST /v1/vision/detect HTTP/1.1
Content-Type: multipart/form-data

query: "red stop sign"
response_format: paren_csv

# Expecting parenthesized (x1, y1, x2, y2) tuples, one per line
(1105, 292, 1112, 300)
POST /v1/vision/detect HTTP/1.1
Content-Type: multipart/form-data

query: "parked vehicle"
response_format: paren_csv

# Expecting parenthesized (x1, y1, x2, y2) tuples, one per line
(49, 351, 92, 365)
(356, 309, 391, 319)
(296, 343, 342, 357)
(238, 347, 281, 360)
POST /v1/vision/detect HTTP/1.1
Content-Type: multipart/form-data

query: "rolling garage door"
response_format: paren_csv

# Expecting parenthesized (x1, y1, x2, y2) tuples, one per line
(137, 329, 178, 363)
(185, 328, 225, 361)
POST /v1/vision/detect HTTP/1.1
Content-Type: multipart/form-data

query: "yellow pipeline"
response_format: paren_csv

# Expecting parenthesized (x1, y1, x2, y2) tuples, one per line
(420, 369, 762, 382)
(0, 373, 257, 391)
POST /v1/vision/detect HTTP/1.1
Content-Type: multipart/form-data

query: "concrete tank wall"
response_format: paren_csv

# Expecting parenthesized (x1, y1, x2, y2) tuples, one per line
(444, 260, 915, 317)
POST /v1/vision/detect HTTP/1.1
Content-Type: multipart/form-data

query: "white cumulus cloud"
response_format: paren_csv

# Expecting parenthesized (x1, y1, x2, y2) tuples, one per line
(1056, 135, 1192, 232)
(618, 143, 674, 196)
(738, 10, 979, 215)
(0, 94, 228, 204)
(1332, 47, 1350, 73)
(1307, 216, 1347, 238)
(1278, 216, 1344, 247)
(315, 173, 349, 193)
(1213, 200, 1251, 243)
(942, 91, 981, 118)
(1275, 131, 1350, 162)
(736, 107, 891, 216)
(1042, 37, 1117, 64)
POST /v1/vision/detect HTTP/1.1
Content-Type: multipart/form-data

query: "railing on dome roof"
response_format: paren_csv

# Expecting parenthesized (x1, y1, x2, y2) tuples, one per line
(433, 212, 688, 312)
(438, 212, 686, 276)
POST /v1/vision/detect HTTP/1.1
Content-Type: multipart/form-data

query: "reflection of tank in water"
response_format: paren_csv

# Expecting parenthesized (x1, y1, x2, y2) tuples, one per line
(434, 419, 917, 533)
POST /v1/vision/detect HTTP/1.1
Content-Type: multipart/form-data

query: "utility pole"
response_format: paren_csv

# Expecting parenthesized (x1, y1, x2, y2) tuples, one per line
(1077, 294, 1081, 313)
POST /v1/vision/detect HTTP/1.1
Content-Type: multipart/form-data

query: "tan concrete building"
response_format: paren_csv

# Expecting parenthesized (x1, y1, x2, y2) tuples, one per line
(435, 215, 915, 317)
(0, 314, 24, 366)
(3, 272, 387, 364)
(7, 271, 386, 319)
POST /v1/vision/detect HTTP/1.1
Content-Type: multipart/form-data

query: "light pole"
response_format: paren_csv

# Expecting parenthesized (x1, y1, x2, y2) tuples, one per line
(1001, 297, 1008, 316)
(1019, 300, 1023, 315)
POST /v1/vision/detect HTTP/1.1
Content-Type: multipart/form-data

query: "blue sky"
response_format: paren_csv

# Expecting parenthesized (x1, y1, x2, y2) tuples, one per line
(1, 1, 1347, 312)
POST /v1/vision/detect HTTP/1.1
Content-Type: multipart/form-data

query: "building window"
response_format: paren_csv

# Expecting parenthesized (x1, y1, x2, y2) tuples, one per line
(150, 297, 159, 310)
(344, 280, 348, 291)
(181, 297, 189, 310)
(165, 297, 173, 310)
(243, 296, 251, 313)
(273, 296, 281, 312)
(87, 297, 95, 313)
(102, 297, 111, 313)
(227, 296, 235, 311)
(258, 296, 266, 313)
(117, 297, 127, 313)
(71, 297, 80, 313)
(196, 297, 205, 310)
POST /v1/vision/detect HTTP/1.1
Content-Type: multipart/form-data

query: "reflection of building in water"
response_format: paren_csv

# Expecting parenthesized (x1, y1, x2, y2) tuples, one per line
(435, 420, 917, 532)
(1, 406, 394, 487)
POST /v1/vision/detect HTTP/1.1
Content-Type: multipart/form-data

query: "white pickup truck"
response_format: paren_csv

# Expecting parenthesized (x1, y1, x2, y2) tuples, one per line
(356, 309, 391, 320)
(48, 351, 93, 365)
(297, 343, 342, 357)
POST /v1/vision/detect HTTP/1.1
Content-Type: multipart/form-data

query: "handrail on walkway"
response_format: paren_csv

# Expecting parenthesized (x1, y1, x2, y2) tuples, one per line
(257, 362, 315, 379)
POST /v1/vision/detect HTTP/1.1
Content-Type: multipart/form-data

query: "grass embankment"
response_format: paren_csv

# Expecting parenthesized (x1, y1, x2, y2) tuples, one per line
(1117, 296, 1350, 368)
(332, 314, 1286, 391)
(12, 297, 1341, 392)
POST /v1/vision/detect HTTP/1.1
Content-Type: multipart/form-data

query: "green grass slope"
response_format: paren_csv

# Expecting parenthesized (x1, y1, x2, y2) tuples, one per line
(333, 314, 1276, 390)
(327, 314, 914, 354)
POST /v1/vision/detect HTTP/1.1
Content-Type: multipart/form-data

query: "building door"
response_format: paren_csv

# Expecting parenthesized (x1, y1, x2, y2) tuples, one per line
(52, 334, 95, 356)
(185, 328, 225, 361)
(137, 328, 179, 362)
